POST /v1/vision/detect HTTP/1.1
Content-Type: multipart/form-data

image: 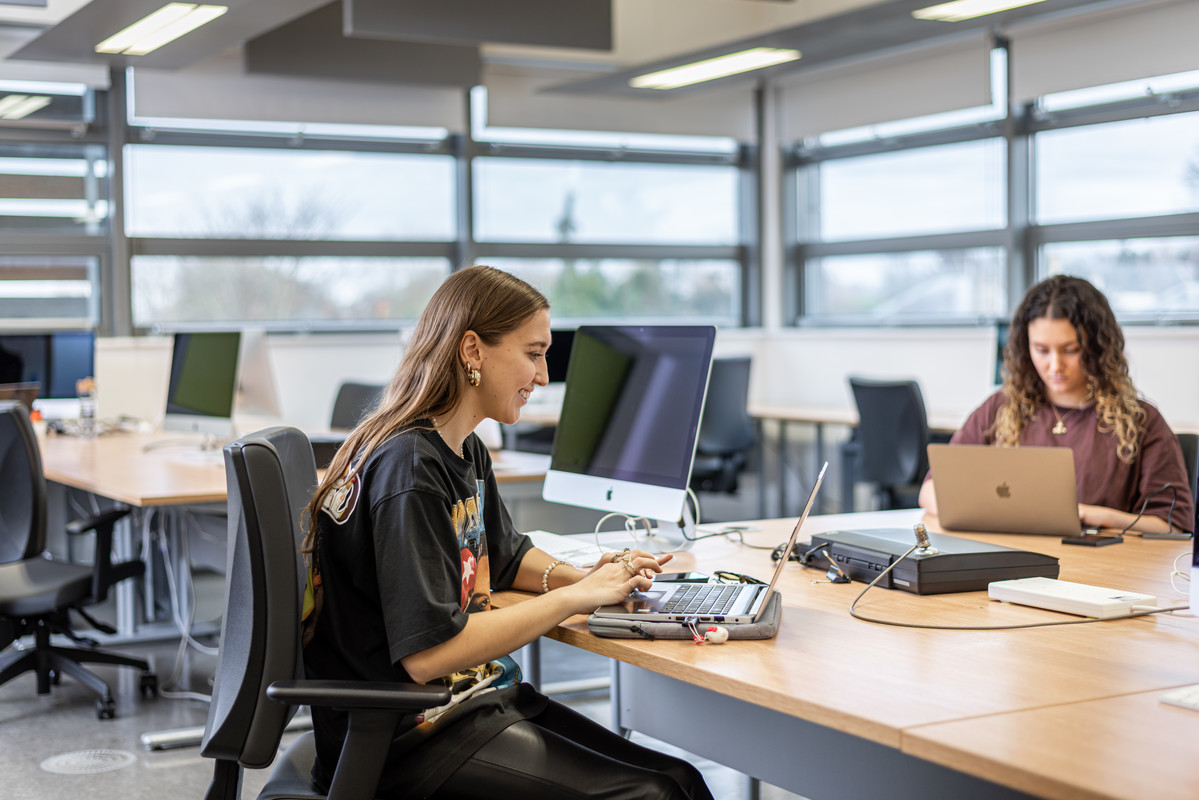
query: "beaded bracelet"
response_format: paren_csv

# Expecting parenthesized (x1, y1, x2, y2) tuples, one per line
(541, 560, 570, 594)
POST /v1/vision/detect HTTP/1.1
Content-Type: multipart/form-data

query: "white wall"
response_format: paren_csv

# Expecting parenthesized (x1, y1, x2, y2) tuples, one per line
(95, 324, 1199, 436)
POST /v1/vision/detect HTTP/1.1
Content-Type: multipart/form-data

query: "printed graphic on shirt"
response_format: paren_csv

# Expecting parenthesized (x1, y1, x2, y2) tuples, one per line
(321, 472, 360, 525)
(451, 492, 491, 612)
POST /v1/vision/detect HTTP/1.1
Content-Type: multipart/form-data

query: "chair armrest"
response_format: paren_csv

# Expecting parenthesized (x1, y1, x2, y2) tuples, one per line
(267, 679, 450, 711)
(65, 507, 133, 604)
(268, 680, 451, 800)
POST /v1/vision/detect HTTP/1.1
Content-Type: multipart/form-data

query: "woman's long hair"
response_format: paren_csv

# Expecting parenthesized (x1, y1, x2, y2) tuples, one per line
(302, 266, 549, 551)
(994, 274, 1142, 462)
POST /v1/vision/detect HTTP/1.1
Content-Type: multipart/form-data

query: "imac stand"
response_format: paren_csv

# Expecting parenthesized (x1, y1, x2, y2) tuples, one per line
(653, 500, 698, 552)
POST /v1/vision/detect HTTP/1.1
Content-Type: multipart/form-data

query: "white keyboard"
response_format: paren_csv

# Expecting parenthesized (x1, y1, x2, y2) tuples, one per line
(526, 530, 607, 566)
(1160, 683, 1199, 712)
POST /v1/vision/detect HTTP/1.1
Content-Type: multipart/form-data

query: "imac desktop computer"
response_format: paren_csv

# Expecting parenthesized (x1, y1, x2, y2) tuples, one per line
(160, 331, 242, 444)
(541, 325, 716, 547)
(0, 331, 95, 418)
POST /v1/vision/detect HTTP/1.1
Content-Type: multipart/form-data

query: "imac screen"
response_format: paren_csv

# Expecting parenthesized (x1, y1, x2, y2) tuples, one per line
(0, 331, 94, 399)
(542, 325, 715, 522)
(163, 331, 241, 436)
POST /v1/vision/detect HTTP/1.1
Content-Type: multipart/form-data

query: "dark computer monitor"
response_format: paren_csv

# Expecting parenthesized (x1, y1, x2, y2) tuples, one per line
(162, 331, 242, 438)
(0, 331, 94, 399)
(541, 325, 716, 523)
(545, 328, 576, 384)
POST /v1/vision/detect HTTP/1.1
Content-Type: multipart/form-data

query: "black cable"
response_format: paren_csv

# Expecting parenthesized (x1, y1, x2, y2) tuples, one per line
(1120, 482, 1184, 536)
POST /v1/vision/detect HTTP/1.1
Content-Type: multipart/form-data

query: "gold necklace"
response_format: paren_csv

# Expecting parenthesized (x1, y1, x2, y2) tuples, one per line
(431, 418, 465, 458)
(1050, 404, 1079, 436)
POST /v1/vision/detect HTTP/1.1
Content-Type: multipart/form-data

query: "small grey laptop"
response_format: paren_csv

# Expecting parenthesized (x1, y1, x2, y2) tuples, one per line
(590, 463, 827, 624)
(927, 444, 1081, 536)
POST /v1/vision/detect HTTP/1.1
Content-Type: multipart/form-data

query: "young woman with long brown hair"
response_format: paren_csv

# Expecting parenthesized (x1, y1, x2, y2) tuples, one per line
(920, 275, 1193, 533)
(301, 265, 712, 800)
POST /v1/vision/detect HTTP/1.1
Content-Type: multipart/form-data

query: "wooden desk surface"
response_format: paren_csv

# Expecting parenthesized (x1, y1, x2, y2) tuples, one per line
(38, 430, 550, 507)
(503, 509, 1199, 799)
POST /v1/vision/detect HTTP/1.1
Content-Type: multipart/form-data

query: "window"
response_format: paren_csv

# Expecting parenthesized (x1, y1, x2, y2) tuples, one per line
(125, 145, 455, 240)
(1036, 111, 1199, 224)
(0, 256, 96, 324)
(811, 139, 1006, 243)
(805, 248, 1005, 321)
(484, 258, 741, 325)
(0, 145, 108, 234)
(131, 256, 449, 327)
(1042, 238, 1199, 318)
(474, 158, 738, 245)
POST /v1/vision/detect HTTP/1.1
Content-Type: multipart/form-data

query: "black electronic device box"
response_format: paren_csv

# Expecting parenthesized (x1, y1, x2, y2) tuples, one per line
(804, 528, 1059, 595)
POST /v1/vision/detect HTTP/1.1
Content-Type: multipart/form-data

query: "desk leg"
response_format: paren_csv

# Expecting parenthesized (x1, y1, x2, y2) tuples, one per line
(755, 419, 767, 520)
(114, 511, 138, 638)
(517, 639, 541, 691)
(813, 422, 826, 514)
(777, 421, 789, 518)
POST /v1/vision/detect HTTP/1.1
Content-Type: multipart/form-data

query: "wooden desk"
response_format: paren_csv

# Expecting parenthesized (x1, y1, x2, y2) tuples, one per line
(501, 509, 1199, 799)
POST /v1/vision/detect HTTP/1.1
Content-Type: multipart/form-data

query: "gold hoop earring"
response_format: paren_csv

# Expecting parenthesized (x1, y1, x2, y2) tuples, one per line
(464, 363, 481, 387)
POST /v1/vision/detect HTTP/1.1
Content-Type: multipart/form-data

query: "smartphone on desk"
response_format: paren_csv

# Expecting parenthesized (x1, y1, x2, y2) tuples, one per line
(1061, 533, 1123, 547)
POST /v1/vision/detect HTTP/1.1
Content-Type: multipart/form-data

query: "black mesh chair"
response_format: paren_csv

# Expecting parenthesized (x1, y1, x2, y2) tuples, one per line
(1177, 432, 1199, 533)
(844, 378, 930, 511)
(689, 357, 756, 495)
(0, 400, 156, 719)
(201, 426, 448, 800)
(329, 382, 386, 431)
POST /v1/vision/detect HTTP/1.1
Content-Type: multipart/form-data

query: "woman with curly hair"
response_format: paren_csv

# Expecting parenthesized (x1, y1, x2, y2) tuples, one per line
(920, 275, 1193, 533)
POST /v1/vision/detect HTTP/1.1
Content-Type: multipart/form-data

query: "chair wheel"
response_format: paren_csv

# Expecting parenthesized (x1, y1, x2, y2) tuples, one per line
(140, 673, 158, 697)
(96, 698, 116, 720)
(50, 669, 61, 685)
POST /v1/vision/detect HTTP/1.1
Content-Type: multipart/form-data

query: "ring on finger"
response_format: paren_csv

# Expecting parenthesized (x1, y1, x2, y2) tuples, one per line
(622, 560, 637, 575)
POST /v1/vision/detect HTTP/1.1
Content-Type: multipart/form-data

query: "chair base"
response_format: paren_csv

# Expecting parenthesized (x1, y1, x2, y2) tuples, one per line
(0, 628, 156, 719)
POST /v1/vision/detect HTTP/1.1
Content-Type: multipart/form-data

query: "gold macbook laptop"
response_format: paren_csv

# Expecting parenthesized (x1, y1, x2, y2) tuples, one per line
(927, 444, 1081, 536)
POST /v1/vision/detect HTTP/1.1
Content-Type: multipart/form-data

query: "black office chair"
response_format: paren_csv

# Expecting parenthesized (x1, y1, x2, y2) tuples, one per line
(690, 356, 756, 495)
(329, 382, 386, 431)
(201, 426, 449, 800)
(1176, 432, 1198, 533)
(844, 378, 930, 511)
(0, 400, 156, 719)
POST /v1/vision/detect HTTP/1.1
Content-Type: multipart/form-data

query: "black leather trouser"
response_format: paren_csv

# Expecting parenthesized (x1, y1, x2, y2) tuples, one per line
(429, 699, 714, 800)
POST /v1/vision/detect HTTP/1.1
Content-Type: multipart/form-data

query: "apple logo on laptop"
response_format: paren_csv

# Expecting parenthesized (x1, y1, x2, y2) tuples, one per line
(996, 482, 1011, 499)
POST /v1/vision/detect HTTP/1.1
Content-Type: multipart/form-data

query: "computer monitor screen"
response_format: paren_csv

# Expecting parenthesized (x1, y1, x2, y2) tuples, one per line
(234, 328, 281, 418)
(545, 328, 575, 384)
(542, 325, 716, 522)
(0, 331, 94, 399)
(994, 320, 1010, 386)
(163, 331, 241, 437)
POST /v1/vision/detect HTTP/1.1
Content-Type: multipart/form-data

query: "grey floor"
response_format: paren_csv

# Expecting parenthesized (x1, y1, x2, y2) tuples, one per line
(0, 631, 808, 799)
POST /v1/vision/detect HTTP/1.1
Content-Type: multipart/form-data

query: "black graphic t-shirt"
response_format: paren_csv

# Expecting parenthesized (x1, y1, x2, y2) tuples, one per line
(304, 421, 544, 798)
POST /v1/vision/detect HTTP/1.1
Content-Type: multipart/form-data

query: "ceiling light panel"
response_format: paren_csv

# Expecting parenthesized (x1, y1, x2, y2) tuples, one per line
(95, 3, 228, 56)
(912, 0, 1048, 23)
(631, 47, 801, 90)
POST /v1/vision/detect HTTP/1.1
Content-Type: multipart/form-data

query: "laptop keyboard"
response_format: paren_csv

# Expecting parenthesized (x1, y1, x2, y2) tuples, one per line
(661, 583, 741, 615)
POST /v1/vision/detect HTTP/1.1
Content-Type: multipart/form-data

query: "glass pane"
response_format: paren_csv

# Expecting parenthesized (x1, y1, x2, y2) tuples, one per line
(1036, 112, 1199, 224)
(483, 258, 740, 325)
(0, 256, 96, 322)
(1042, 238, 1199, 317)
(812, 139, 1006, 242)
(0, 145, 108, 234)
(124, 145, 455, 240)
(131, 256, 449, 326)
(474, 158, 739, 245)
(806, 248, 1005, 320)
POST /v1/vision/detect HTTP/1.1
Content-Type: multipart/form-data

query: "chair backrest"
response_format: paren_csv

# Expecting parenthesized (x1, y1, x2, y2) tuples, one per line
(695, 357, 755, 456)
(849, 377, 930, 487)
(1177, 432, 1199, 527)
(200, 426, 318, 770)
(0, 400, 46, 563)
(329, 382, 386, 431)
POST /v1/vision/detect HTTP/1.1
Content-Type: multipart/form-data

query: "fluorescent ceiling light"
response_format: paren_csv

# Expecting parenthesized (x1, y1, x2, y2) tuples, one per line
(95, 3, 228, 56)
(912, 0, 1048, 22)
(0, 96, 51, 120)
(630, 47, 800, 90)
